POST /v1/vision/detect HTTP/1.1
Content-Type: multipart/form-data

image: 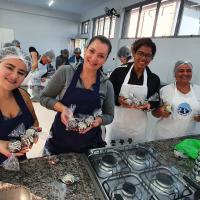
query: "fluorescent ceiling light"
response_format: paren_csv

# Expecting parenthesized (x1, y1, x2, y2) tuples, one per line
(48, 0, 54, 7)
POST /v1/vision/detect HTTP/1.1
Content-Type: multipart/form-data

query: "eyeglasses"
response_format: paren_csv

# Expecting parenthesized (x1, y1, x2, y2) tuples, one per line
(136, 51, 152, 60)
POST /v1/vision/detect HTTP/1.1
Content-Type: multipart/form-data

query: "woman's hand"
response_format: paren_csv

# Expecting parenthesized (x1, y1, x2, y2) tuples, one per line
(79, 117, 103, 134)
(156, 106, 171, 118)
(132, 103, 151, 111)
(118, 96, 132, 108)
(61, 106, 73, 125)
(0, 140, 29, 158)
(194, 115, 200, 122)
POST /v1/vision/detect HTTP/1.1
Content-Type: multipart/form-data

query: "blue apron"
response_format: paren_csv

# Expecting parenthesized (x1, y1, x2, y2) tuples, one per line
(46, 64, 105, 154)
(0, 89, 34, 164)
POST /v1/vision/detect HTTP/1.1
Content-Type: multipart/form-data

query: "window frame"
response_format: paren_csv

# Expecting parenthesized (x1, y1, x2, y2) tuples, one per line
(93, 14, 116, 39)
(81, 20, 90, 34)
(122, 0, 200, 39)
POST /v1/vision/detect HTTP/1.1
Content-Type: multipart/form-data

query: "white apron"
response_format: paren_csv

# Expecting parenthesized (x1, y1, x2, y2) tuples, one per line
(154, 84, 200, 140)
(105, 65, 148, 146)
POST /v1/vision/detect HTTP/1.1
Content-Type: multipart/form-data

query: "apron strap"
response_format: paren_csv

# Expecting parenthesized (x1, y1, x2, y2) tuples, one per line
(123, 64, 147, 86)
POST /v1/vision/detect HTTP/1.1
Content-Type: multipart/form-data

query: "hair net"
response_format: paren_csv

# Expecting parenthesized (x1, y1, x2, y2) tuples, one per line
(3, 42, 14, 48)
(174, 60, 193, 73)
(12, 40, 20, 46)
(43, 49, 55, 61)
(74, 48, 81, 53)
(0, 46, 32, 71)
(117, 46, 131, 58)
(62, 49, 69, 54)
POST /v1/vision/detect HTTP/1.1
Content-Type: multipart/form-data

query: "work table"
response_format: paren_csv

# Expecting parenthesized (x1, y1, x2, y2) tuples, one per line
(0, 135, 199, 199)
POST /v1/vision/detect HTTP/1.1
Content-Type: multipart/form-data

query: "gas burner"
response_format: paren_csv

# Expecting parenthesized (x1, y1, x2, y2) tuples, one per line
(140, 167, 193, 200)
(122, 182, 136, 198)
(152, 172, 174, 194)
(102, 154, 117, 168)
(99, 154, 118, 172)
(127, 148, 150, 170)
(135, 149, 147, 161)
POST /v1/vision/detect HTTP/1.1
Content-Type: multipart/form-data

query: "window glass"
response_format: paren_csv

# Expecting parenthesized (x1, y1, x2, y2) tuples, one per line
(93, 16, 116, 38)
(155, 0, 180, 36)
(98, 17, 104, 35)
(127, 8, 140, 38)
(110, 16, 116, 38)
(104, 17, 111, 38)
(178, 0, 200, 35)
(137, 2, 157, 37)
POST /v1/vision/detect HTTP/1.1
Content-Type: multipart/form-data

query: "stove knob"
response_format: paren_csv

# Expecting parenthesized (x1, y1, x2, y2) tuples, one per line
(127, 138, 132, 144)
(111, 140, 116, 146)
(119, 139, 124, 145)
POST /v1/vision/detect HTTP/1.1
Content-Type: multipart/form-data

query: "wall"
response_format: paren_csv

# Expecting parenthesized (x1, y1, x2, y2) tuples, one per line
(81, 0, 200, 84)
(0, 0, 80, 56)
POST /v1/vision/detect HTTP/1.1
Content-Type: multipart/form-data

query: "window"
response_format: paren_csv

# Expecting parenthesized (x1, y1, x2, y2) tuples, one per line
(178, 0, 200, 36)
(93, 15, 116, 38)
(122, 0, 199, 38)
(138, 2, 158, 37)
(81, 20, 89, 34)
(155, 0, 180, 36)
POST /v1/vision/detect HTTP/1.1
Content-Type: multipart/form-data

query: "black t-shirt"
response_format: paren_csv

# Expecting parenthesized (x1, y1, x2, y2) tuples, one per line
(109, 62, 160, 109)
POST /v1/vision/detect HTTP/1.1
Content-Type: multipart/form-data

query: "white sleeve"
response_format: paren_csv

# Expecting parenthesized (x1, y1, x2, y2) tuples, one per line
(160, 84, 175, 104)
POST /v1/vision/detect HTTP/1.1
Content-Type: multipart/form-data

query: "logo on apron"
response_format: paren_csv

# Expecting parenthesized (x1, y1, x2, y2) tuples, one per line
(177, 102, 192, 116)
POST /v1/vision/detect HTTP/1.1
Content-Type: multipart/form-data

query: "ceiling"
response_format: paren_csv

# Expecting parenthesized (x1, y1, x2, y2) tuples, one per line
(6, 0, 112, 16)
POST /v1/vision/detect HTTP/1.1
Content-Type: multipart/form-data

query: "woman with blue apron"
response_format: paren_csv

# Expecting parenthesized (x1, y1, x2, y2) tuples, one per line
(46, 65, 105, 154)
(0, 46, 37, 164)
(0, 89, 34, 163)
(41, 36, 114, 154)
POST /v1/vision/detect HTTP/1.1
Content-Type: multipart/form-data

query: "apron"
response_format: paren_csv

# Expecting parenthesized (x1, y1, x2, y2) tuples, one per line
(105, 65, 148, 146)
(154, 84, 200, 140)
(0, 89, 34, 164)
(45, 64, 105, 154)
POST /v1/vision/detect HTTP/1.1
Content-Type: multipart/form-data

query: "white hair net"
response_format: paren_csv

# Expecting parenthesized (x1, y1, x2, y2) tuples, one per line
(43, 49, 55, 61)
(74, 48, 81, 53)
(117, 46, 131, 58)
(174, 60, 193, 74)
(0, 46, 32, 71)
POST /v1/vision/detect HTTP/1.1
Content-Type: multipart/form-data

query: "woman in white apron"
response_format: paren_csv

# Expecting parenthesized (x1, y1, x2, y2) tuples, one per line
(153, 61, 200, 140)
(105, 38, 160, 146)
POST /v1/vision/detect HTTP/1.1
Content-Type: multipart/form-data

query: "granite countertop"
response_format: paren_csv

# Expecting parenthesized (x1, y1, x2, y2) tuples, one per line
(0, 153, 99, 200)
(144, 135, 200, 177)
(0, 135, 199, 199)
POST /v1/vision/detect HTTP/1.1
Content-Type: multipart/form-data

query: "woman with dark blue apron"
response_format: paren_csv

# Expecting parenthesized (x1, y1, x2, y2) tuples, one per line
(41, 36, 115, 154)
(0, 46, 39, 164)
(0, 89, 34, 163)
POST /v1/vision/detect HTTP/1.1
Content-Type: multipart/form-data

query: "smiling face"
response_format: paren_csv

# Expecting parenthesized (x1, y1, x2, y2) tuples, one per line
(175, 64, 192, 84)
(83, 39, 109, 71)
(133, 45, 153, 70)
(0, 58, 27, 90)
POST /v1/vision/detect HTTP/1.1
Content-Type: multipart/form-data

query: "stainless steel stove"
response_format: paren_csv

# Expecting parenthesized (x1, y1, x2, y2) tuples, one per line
(83, 144, 193, 200)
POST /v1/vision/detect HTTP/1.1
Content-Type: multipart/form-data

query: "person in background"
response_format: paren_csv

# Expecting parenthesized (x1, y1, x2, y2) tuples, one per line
(105, 38, 160, 145)
(0, 46, 39, 164)
(40, 35, 114, 154)
(3, 42, 14, 48)
(152, 60, 200, 140)
(68, 47, 84, 66)
(12, 40, 21, 49)
(55, 49, 69, 70)
(117, 46, 132, 66)
(22, 47, 55, 101)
